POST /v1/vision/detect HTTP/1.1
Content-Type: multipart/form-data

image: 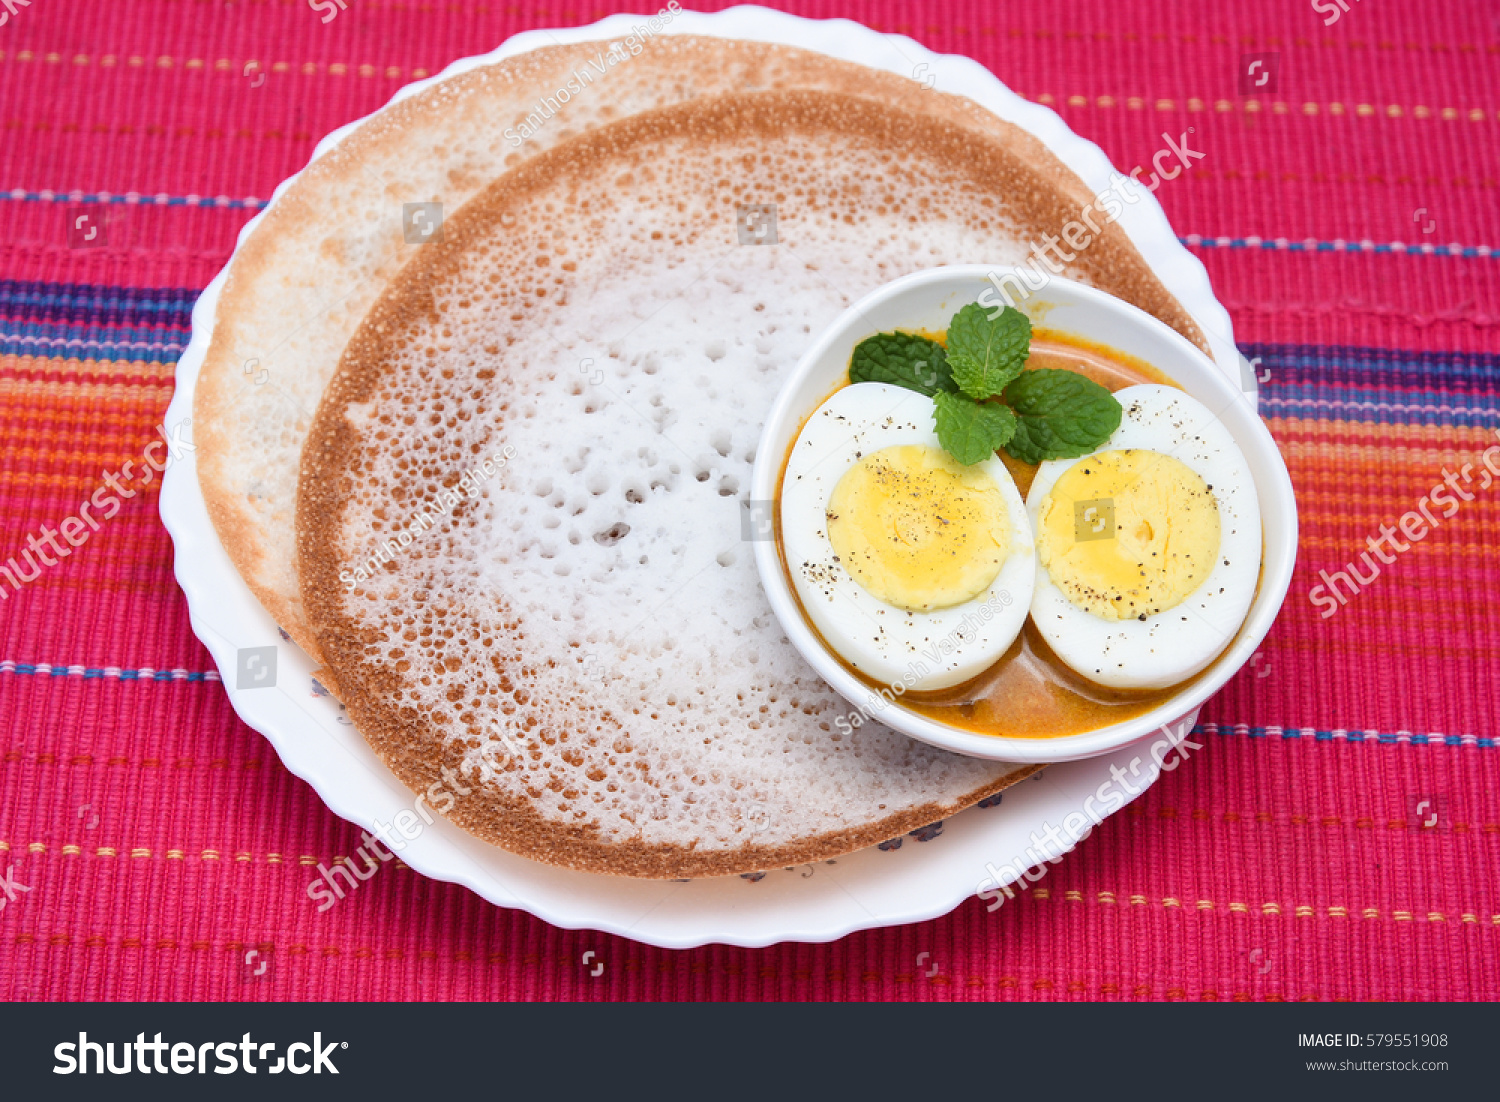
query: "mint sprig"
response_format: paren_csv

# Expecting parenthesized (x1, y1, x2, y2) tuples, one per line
(849, 332, 957, 397)
(846, 300, 1123, 466)
(933, 391, 1017, 465)
(1003, 369, 1124, 465)
(946, 301, 1030, 400)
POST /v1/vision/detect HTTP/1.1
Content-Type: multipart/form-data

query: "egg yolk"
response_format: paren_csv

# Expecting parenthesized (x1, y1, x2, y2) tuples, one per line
(826, 444, 1011, 611)
(1036, 448, 1220, 622)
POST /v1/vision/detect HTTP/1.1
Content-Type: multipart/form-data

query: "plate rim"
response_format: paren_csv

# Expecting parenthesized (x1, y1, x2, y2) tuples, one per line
(160, 4, 1240, 948)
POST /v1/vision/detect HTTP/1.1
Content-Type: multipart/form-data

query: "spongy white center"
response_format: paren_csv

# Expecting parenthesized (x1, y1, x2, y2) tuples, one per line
(336, 120, 1056, 850)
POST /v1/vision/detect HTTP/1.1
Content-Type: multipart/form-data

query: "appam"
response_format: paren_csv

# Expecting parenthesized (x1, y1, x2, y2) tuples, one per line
(298, 90, 1195, 878)
(194, 35, 1203, 664)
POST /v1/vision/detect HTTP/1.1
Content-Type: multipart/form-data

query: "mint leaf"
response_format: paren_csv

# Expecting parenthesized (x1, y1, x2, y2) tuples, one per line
(849, 332, 957, 397)
(946, 302, 1031, 400)
(1002, 368, 1123, 464)
(933, 391, 1017, 466)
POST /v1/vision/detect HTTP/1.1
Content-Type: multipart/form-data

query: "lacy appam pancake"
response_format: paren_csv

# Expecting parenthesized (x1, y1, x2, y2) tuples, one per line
(197, 34, 1203, 665)
(298, 90, 1200, 878)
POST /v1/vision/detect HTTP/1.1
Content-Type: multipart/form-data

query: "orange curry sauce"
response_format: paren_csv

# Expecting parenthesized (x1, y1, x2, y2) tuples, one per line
(776, 328, 1195, 740)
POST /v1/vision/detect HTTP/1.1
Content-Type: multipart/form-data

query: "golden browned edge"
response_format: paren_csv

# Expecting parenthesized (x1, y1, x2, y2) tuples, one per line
(194, 42, 599, 664)
(194, 34, 1207, 669)
(297, 89, 1198, 878)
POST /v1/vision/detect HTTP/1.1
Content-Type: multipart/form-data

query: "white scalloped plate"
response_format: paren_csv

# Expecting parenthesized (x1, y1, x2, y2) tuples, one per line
(161, 5, 1242, 949)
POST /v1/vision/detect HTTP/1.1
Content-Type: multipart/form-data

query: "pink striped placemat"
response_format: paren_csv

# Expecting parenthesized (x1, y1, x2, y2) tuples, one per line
(0, 0, 1496, 1000)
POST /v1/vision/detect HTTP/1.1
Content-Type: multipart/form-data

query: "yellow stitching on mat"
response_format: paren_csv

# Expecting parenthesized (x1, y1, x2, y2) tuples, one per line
(1023, 893, 1496, 924)
(1139, 807, 1500, 831)
(0, 48, 1491, 121)
(1029, 91, 1495, 121)
(1, 752, 265, 768)
(0, 843, 374, 867)
(9, 842, 1496, 926)
(1164, 168, 1499, 188)
(0, 50, 430, 79)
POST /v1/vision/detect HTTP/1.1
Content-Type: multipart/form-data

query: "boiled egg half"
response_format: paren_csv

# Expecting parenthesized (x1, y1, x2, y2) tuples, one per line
(781, 382, 1035, 691)
(1026, 384, 1261, 690)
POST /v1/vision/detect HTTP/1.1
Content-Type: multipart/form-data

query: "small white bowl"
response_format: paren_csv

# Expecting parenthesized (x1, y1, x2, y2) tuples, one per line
(751, 265, 1298, 763)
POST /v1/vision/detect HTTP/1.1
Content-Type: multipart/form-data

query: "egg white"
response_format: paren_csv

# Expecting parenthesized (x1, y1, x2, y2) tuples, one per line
(781, 382, 1035, 691)
(1025, 383, 1262, 690)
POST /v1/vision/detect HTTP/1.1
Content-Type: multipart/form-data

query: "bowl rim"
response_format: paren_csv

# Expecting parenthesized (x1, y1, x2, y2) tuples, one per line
(751, 264, 1298, 763)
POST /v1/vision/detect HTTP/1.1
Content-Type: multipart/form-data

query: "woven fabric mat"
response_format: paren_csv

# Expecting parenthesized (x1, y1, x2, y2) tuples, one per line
(1, 0, 1497, 1001)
